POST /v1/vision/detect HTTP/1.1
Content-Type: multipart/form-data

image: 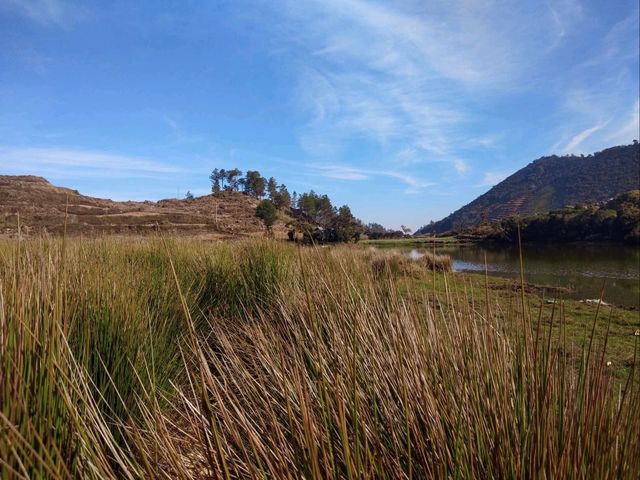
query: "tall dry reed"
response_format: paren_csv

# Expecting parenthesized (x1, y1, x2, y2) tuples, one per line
(0, 237, 638, 479)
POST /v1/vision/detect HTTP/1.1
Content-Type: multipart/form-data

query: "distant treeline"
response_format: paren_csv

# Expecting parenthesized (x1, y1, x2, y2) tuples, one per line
(364, 223, 413, 239)
(469, 190, 640, 244)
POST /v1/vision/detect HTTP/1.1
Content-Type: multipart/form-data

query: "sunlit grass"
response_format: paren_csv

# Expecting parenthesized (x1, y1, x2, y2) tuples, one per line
(1, 237, 638, 478)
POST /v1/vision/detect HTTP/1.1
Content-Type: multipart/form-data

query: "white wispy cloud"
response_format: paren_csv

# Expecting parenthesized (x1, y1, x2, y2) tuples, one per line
(562, 121, 607, 154)
(0, 146, 183, 179)
(295, 0, 534, 86)
(607, 100, 640, 145)
(0, 0, 90, 26)
(478, 171, 509, 187)
(552, 8, 638, 154)
(545, 0, 583, 50)
(581, 7, 639, 68)
(470, 133, 504, 149)
(321, 166, 370, 181)
(265, 0, 582, 179)
(452, 159, 469, 175)
(553, 83, 637, 154)
(163, 116, 204, 145)
(305, 162, 433, 191)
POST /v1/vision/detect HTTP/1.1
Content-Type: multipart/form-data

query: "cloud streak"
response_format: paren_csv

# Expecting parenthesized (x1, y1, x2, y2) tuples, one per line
(267, 0, 585, 178)
(551, 7, 638, 154)
(1, 0, 89, 26)
(0, 146, 183, 179)
(545, 0, 583, 50)
(305, 162, 433, 190)
(479, 171, 509, 187)
(607, 100, 640, 144)
(562, 122, 607, 154)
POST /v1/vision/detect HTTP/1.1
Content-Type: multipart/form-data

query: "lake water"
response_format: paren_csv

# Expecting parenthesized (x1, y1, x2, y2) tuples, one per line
(410, 244, 640, 309)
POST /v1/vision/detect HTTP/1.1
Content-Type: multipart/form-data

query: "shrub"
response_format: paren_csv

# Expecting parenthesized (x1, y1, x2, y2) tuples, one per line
(256, 199, 277, 233)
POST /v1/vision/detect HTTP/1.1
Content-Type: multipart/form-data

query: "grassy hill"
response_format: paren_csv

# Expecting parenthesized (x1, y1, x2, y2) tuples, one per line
(417, 143, 640, 234)
(0, 175, 292, 238)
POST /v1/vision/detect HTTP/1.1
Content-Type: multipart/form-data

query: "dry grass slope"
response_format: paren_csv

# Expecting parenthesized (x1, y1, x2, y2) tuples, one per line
(0, 175, 291, 238)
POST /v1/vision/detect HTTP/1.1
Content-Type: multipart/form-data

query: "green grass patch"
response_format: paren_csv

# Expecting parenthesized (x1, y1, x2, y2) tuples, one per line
(361, 235, 463, 247)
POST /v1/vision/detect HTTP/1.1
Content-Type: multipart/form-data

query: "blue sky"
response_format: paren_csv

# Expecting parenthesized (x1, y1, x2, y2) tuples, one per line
(1, 0, 638, 229)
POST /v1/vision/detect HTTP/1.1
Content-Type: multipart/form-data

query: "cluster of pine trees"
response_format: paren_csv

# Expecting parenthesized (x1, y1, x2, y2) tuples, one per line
(209, 168, 364, 242)
(209, 168, 292, 209)
(293, 191, 363, 243)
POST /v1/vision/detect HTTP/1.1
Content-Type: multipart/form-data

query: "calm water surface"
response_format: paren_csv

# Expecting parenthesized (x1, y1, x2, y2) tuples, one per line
(410, 244, 640, 308)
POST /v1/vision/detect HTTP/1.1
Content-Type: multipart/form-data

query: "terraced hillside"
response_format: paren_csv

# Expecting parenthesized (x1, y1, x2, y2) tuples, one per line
(0, 175, 291, 238)
(417, 142, 640, 234)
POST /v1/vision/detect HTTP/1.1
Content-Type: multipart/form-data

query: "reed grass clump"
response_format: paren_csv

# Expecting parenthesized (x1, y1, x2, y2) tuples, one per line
(0, 236, 638, 479)
(414, 249, 453, 271)
(367, 248, 452, 279)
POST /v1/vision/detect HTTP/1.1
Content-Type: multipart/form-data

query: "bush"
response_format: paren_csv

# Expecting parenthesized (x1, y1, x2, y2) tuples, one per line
(255, 199, 277, 233)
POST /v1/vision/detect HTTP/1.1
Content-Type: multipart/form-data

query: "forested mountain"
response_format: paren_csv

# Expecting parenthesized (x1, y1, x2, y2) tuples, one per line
(470, 190, 640, 244)
(416, 142, 640, 234)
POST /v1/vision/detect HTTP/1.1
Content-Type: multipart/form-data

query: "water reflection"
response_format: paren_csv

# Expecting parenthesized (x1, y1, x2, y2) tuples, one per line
(410, 244, 640, 308)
